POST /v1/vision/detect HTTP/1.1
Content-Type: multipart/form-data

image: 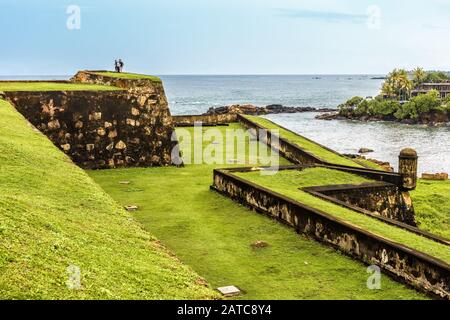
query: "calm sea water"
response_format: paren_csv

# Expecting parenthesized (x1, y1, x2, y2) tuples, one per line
(2, 75, 449, 173)
(161, 75, 383, 114)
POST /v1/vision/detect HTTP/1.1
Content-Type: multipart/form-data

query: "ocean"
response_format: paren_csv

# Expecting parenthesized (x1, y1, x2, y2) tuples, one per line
(1, 74, 449, 174)
(161, 75, 383, 114)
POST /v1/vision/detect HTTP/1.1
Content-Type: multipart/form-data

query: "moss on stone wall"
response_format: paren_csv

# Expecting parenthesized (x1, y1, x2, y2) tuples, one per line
(0, 82, 120, 91)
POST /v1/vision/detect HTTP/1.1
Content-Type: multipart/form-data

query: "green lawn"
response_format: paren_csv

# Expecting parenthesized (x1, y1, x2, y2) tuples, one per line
(243, 115, 366, 168)
(0, 82, 121, 92)
(89, 124, 427, 299)
(412, 179, 450, 239)
(234, 169, 450, 264)
(0, 99, 217, 300)
(92, 71, 162, 82)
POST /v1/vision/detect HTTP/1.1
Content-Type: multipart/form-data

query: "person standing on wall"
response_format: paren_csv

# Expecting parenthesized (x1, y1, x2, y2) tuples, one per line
(118, 59, 124, 73)
(114, 60, 120, 72)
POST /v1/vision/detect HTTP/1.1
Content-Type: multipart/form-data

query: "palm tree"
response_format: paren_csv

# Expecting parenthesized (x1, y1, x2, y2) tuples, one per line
(381, 69, 413, 100)
(412, 67, 427, 87)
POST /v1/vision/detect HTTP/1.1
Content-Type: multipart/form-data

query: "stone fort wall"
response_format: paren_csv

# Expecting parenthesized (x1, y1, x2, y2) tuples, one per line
(3, 71, 177, 169)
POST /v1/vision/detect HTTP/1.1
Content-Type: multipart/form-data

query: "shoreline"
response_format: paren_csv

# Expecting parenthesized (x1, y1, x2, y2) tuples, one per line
(316, 112, 450, 127)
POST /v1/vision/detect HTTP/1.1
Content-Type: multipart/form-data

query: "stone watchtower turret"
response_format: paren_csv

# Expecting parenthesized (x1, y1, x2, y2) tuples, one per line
(398, 148, 418, 190)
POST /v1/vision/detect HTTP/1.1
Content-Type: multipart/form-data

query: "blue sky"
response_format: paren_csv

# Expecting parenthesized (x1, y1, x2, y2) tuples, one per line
(1, 0, 450, 75)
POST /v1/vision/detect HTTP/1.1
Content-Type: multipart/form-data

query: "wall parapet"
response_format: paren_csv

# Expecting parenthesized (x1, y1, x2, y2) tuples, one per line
(172, 114, 238, 126)
(237, 114, 325, 166)
(211, 165, 450, 299)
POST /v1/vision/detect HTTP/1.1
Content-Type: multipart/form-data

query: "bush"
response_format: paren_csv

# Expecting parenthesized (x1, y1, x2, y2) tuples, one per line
(353, 99, 370, 116)
(338, 90, 447, 121)
(338, 96, 364, 116)
(370, 100, 400, 117)
(395, 90, 442, 120)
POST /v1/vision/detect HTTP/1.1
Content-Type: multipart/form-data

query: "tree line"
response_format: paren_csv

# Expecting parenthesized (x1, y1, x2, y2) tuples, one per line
(338, 68, 450, 122)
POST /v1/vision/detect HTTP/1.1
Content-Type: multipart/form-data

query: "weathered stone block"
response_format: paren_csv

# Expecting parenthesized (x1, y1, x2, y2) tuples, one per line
(108, 130, 118, 139)
(61, 143, 71, 152)
(47, 119, 60, 130)
(97, 127, 106, 136)
(89, 112, 102, 121)
(115, 140, 127, 150)
(75, 121, 83, 129)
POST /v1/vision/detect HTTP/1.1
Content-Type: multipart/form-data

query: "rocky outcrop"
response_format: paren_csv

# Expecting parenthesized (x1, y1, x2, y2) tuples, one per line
(5, 71, 178, 169)
(204, 104, 335, 116)
(315, 112, 341, 121)
(316, 110, 450, 126)
(358, 148, 374, 154)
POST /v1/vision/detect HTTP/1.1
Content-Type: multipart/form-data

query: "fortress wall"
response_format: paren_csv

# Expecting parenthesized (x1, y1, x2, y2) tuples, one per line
(303, 183, 416, 226)
(237, 114, 323, 166)
(3, 73, 178, 169)
(211, 167, 450, 299)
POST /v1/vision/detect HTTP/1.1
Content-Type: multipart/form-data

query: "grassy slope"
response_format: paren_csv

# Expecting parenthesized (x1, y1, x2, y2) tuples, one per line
(234, 169, 450, 263)
(90, 125, 426, 299)
(0, 100, 217, 299)
(0, 82, 121, 91)
(243, 115, 365, 168)
(412, 179, 450, 239)
(93, 71, 162, 82)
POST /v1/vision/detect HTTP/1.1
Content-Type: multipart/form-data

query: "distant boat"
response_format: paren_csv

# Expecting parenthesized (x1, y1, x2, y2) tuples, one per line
(371, 76, 386, 80)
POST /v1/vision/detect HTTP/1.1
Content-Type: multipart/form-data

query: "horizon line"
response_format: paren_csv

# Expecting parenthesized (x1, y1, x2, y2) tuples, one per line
(0, 73, 387, 77)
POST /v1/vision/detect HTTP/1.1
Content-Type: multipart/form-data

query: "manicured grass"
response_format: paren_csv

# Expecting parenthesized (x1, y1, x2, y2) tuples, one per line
(175, 123, 290, 166)
(90, 124, 426, 299)
(243, 115, 365, 168)
(0, 82, 121, 92)
(0, 99, 217, 299)
(234, 169, 450, 264)
(93, 71, 162, 82)
(412, 179, 450, 239)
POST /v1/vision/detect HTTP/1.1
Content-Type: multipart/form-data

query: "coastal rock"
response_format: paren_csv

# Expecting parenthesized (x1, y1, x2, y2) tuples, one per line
(315, 112, 339, 120)
(327, 106, 449, 126)
(203, 104, 336, 116)
(358, 148, 374, 154)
